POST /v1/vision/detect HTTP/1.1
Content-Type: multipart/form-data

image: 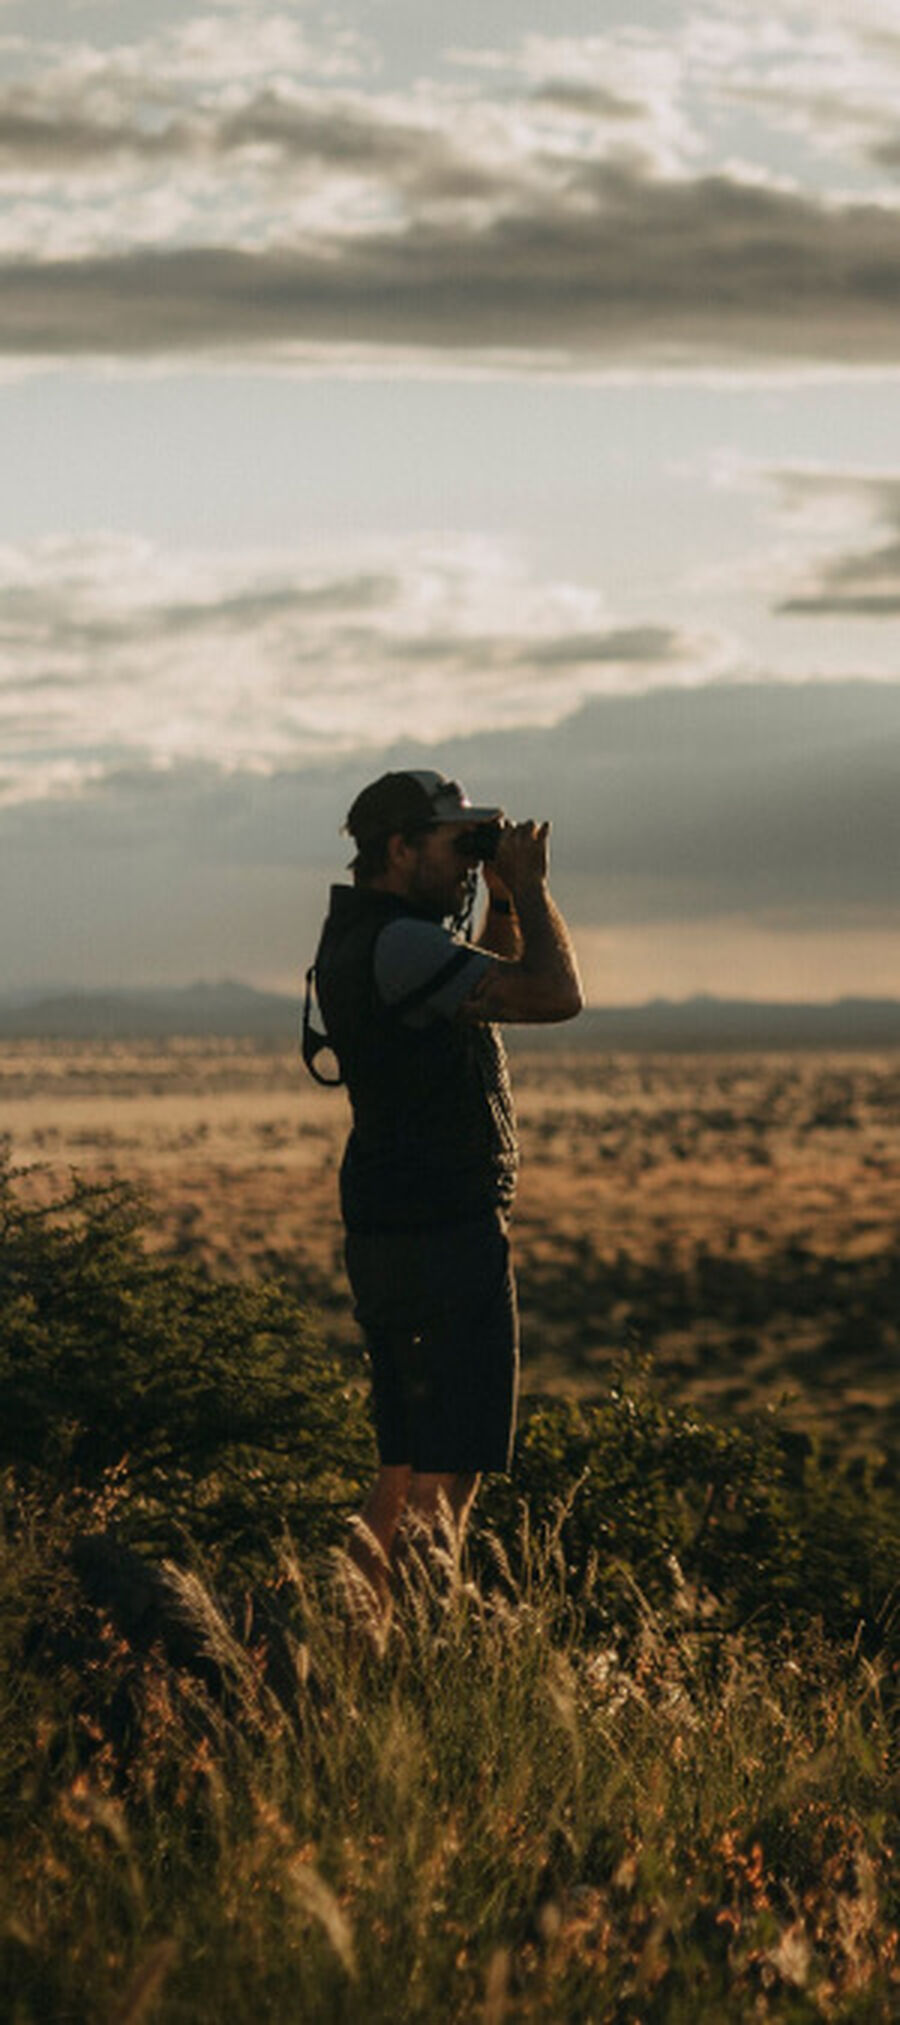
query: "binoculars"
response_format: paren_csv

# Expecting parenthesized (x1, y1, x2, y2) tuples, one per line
(453, 821, 504, 864)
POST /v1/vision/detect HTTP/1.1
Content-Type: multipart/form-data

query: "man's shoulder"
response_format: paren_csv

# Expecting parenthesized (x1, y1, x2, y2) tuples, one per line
(374, 914, 456, 969)
(374, 917, 490, 1025)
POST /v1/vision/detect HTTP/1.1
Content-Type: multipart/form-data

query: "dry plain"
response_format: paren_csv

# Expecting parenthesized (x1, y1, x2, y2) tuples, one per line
(3, 1040, 899, 1460)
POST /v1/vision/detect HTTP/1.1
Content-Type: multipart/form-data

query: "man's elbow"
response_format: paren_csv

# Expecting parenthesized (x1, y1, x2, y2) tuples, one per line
(542, 976, 583, 1023)
(555, 980, 584, 1022)
(461, 963, 584, 1024)
(524, 969, 584, 1023)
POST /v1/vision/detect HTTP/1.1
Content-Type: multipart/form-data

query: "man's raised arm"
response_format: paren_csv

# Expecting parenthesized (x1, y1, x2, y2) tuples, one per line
(461, 820, 583, 1025)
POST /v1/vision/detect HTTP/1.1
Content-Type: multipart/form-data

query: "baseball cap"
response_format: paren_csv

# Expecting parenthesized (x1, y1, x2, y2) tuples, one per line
(344, 769, 503, 846)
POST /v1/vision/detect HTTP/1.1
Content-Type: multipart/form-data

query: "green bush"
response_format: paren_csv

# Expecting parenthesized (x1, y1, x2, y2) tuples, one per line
(478, 1389, 900, 1657)
(1, 1162, 898, 1650)
(0, 1165, 374, 1565)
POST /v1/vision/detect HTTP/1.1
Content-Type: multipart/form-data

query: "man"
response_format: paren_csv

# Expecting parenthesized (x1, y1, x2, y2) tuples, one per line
(308, 768, 582, 1609)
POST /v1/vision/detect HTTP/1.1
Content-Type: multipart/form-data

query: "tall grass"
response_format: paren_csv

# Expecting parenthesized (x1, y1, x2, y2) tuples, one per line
(2, 1494, 897, 2023)
(1, 1164, 898, 2020)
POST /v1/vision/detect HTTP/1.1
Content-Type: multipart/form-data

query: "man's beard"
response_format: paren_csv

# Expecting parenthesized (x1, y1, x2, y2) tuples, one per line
(418, 867, 477, 934)
(408, 860, 464, 922)
(409, 879, 453, 921)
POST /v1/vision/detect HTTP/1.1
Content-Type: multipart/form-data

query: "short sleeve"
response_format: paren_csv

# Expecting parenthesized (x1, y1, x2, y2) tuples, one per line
(373, 918, 491, 1026)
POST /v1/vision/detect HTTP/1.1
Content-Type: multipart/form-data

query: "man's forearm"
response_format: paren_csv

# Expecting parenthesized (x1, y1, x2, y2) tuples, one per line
(476, 896, 523, 959)
(513, 881, 583, 1008)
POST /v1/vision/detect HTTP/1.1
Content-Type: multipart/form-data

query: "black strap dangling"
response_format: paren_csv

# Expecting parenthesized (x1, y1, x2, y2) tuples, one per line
(301, 965, 344, 1086)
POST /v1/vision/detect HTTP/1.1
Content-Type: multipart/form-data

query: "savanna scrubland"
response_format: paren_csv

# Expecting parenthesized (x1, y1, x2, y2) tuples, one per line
(5, 1041, 898, 1449)
(1, 1042, 899, 2021)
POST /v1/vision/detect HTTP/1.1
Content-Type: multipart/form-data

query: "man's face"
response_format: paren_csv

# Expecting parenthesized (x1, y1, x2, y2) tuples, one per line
(406, 823, 475, 919)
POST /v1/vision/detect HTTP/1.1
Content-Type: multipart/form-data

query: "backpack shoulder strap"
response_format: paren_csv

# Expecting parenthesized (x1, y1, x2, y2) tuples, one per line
(301, 955, 344, 1086)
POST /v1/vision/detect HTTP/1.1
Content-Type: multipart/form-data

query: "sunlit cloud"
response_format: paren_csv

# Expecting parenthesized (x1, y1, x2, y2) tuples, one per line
(0, 8, 897, 371)
(678, 455, 900, 629)
(770, 469, 900, 612)
(0, 533, 707, 807)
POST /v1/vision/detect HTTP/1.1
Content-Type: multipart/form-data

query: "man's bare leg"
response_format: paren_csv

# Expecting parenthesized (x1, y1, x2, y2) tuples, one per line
(347, 1464, 411, 1614)
(402, 1471, 482, 1578)
(347, 1469, 479, 1634)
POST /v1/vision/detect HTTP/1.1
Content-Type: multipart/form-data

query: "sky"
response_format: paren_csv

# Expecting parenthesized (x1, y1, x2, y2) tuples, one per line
(1, 0, 899, 1004)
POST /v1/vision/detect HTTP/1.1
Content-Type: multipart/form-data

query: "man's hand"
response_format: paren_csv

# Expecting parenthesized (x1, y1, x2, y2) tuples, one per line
(461, 817, 583, 1026)
(492, 820, 550, 901)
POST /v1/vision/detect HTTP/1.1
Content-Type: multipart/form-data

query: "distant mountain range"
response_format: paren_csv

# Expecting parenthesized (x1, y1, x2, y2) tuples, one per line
(0, 981, 298, 1042)
(2, 982, 900, 1048)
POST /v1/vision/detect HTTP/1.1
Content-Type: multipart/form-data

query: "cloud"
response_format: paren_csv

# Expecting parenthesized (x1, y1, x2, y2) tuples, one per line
(771, 470, 900, 613)
(708, 66, 900, 179)
(0, 533, 704, 806)
(872, 134, 900, 169)
(80, 9, 370, 88)
(3, 682, 898, 985)
(0, 12, 899, 370)
(530, 82, 645, 123)
(781, 583, 900, 616)
(2, 167, 900, 370)
(681, 0, 900, 178)
(0, 84, 503, 199)
(449, 30, 699, 168)
(465, 680, 900, 924)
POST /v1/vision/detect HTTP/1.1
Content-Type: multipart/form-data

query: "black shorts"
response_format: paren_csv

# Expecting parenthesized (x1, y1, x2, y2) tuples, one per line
(344, 1211, 519, 1474)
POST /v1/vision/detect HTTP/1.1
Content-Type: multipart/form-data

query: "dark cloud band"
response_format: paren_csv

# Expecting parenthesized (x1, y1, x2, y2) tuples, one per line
(3, 166, 900, 367)
(5, 680, 898, 928)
